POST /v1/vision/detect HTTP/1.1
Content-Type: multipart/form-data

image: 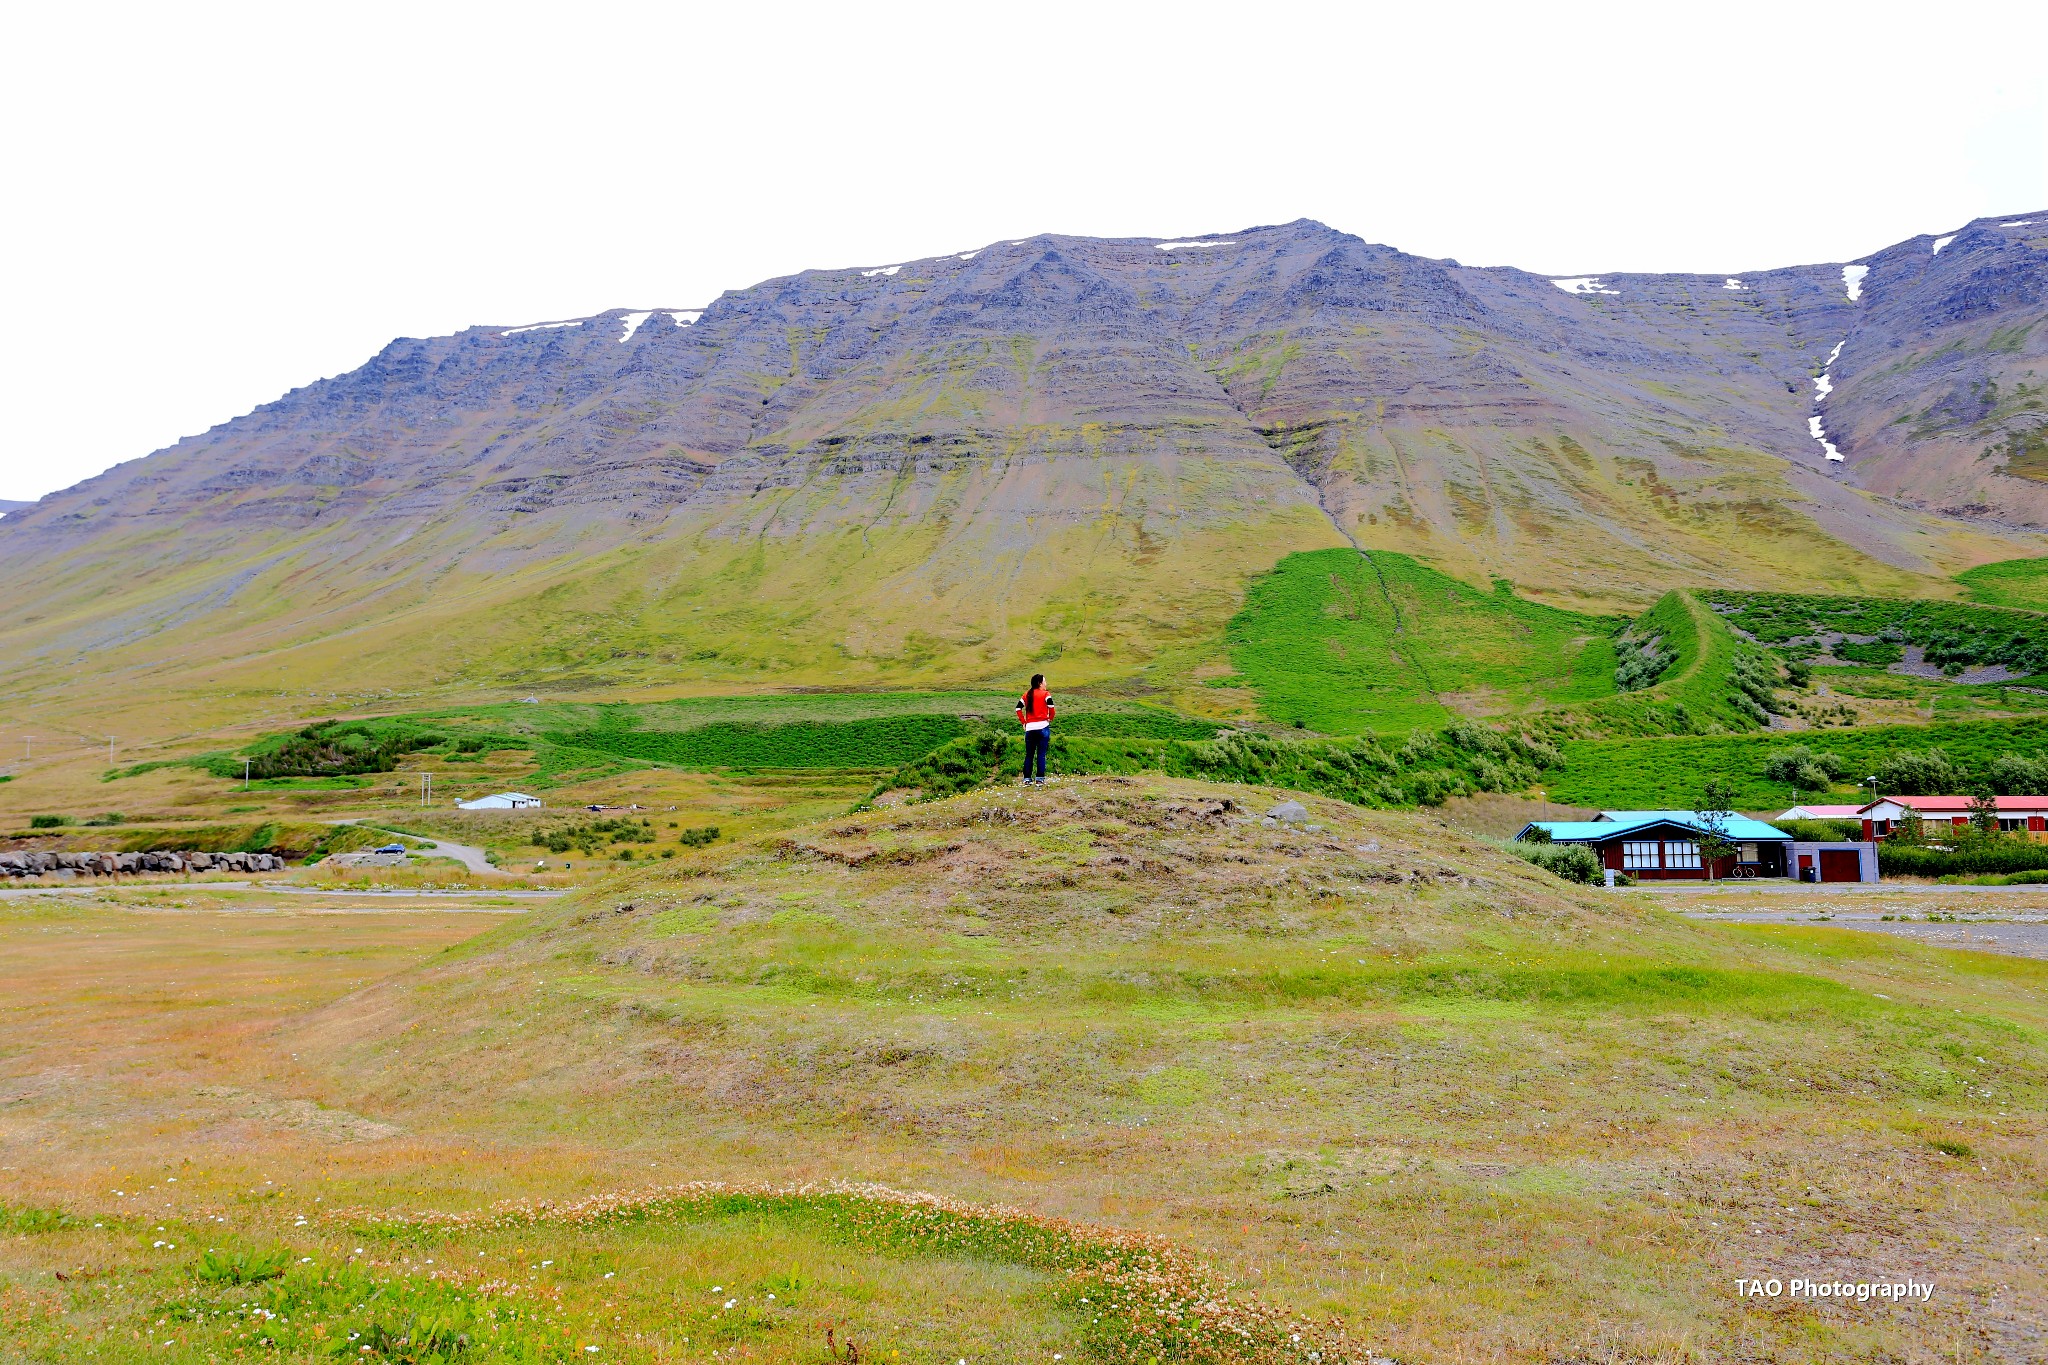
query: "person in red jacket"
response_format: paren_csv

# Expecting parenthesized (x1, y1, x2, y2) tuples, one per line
(1016, 673, 1054, 785)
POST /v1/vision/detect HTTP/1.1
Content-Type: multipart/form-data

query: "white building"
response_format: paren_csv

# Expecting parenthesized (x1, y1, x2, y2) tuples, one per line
(1776, 803, 1866, 820)
(455, 792, 543, 811)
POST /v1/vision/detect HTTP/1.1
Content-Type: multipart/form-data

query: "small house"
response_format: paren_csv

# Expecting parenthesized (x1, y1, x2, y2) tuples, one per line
(1518, 810, 1797, 880)
(455, 792, 543, 811)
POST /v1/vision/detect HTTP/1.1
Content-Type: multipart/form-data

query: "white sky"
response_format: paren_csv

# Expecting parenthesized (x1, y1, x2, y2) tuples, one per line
(1, 0, 2044, 502)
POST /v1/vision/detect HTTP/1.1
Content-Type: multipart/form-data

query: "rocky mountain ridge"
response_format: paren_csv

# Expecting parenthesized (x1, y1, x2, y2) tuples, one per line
(3, 216, 2044, 717)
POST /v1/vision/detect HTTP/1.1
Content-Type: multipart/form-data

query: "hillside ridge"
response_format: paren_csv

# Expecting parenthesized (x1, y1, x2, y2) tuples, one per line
(3, 215, 2045, 725)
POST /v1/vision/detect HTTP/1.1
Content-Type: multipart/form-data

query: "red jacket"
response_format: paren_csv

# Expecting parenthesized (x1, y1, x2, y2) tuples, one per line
(1016, 687, 1055, 726)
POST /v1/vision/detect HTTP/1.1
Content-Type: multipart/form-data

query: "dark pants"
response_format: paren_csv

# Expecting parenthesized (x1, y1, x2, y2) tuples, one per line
(1023, 727, 1049, 779)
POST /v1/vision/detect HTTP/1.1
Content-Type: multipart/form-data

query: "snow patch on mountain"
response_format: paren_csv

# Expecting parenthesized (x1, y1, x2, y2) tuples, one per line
(500, 320, 583, 337)
(1842, 265, 1869, 301)
(1931, 235, 1956, 254)
(617, 312, 653, 343)
(1156, 240, 1235, 251)
(861, 265, 902, 277)
(1551, 277, 1620, 296)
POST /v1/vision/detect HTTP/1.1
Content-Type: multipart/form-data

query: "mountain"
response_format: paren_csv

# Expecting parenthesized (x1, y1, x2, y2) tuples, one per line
(3, 216, 2044, 724)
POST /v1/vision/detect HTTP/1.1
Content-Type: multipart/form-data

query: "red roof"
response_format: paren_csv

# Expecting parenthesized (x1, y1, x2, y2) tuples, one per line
(1857, 795, 2048, 813)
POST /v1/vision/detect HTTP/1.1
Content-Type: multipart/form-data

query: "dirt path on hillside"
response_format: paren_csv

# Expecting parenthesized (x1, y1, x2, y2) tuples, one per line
(333, 820, 497, 874)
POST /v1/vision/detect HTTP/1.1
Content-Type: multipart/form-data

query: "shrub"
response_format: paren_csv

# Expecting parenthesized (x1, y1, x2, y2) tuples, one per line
(1508, 841, 1602, 884)
(536, 817, 656, 854)
(1763, 745, 1848, 791)
(28, 814, 69, 828)
(1615, 635, 1677, 691)
(678, 826, 721, 847)
(1986, 752, 2048, 795)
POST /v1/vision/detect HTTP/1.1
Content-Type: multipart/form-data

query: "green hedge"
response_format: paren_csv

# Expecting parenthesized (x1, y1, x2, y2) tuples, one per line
(873, 722, 1563, 809)
(1877, 840, 2048, 878)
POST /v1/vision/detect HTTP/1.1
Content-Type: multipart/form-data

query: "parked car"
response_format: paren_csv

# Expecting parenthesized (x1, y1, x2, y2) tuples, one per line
(373, 844, 407, 855)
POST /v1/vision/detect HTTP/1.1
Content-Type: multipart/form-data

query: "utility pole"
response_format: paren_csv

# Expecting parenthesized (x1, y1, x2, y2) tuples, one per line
(243, 757, 252, 790)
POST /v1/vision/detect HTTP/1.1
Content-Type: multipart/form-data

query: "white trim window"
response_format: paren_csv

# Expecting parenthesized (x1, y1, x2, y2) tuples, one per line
(1662, 840, 1702, 870)
(1621, 840, 1661, 870)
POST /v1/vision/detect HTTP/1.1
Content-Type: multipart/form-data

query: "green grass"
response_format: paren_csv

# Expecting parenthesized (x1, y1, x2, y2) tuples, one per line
(548, 707, 1218, 772)
(1958, 555, 2048, 611)
(1224, 549, 1620, 733)
(1545, 716, 2048, 808)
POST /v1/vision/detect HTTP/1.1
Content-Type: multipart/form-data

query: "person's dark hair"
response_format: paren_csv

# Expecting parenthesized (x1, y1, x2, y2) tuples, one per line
(1030, 674, 1044, 690)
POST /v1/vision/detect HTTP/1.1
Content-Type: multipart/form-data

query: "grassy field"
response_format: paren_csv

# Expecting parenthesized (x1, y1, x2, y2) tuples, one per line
(1544, 716, 2048, 809)
(1957, 555, 2048, 610)
(6, 779, 2035, 1360)
(1223, 549, 1620, 733)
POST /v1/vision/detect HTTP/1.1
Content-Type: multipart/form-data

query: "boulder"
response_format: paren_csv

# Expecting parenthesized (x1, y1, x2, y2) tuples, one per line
(1267, 800, 1310, 824)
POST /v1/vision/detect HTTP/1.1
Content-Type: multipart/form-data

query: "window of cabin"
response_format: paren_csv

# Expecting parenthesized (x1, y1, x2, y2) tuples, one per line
(2000, 817, 2026, 832)
(1621, 841, 1660, 869)
(1737, 842, 1759, 862)
(1662, 840, 1702, 869)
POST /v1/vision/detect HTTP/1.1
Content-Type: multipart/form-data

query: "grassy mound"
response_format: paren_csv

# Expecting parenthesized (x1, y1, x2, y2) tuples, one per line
(291, 777, 2048, 1361)
(1551, 590, 1779, 737)
(1223, 549, 1619, 733)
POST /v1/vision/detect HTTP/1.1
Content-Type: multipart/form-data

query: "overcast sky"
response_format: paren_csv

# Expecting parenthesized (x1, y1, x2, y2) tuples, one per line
(2, 0, 2043, 502)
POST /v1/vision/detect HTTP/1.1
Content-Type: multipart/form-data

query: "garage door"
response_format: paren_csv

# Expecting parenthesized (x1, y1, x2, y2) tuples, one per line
(1818, 849, 1862, 883)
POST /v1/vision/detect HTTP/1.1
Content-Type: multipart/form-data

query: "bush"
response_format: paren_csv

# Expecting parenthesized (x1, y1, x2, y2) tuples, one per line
(1986, 752, 2048, 795)
(28, 814, 69, 828)
(1874, 748, 1962, 796)
(535, 817, 656, 854)
(1508, 841, 1602, 884)
(678, 826, 720, 847)
(1835, 639, 1905, 665)
(1763, 745, 1848, 791)
(1615, 637, 1677, 691)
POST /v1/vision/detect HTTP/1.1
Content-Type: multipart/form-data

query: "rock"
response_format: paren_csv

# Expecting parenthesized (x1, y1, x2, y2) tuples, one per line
(1267, 800, 1310, 824)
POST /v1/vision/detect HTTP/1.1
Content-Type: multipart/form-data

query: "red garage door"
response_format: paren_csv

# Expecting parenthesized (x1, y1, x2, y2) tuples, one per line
(1818, 849, 1862, 883)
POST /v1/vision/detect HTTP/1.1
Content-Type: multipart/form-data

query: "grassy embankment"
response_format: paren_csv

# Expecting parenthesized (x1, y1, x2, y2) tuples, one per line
(4, 779, 2037, 1361)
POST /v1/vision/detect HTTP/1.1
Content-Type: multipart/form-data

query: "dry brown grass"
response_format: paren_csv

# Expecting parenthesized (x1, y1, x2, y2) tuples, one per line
(4, 778, 2044, 1361)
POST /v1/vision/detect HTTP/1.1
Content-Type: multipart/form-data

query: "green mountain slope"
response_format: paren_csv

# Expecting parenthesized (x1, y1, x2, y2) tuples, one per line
(1225, 550, 1619, 733)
